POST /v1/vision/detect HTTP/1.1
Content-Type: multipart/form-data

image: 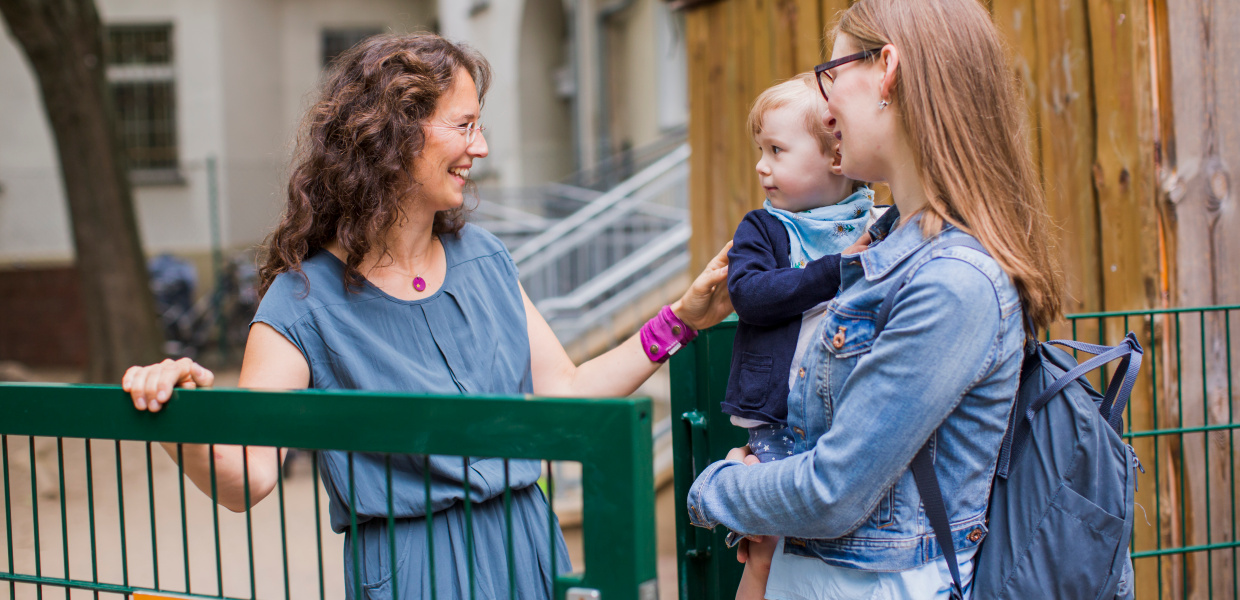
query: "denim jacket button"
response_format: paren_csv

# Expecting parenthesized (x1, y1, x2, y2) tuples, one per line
(832, 326, 847, 349)
(798, 367, 806, 378)
(793, 426, 805, 438)
(967, 528, 984, 543)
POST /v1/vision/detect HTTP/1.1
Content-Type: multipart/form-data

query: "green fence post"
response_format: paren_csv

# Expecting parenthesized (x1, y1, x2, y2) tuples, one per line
(671, 315, 747, 599)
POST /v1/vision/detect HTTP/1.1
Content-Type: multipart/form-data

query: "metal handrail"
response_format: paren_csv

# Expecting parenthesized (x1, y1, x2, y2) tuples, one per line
(510, 144, 690, 266)
(474, 142, 692, 354)
(515, 162, 687, 297)
(537, 222, 690, 316)
(550, 252, 691, 348)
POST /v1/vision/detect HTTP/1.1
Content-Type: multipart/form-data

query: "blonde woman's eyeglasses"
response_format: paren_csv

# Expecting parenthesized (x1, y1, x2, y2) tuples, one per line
(813, 49, 880, 102)
(430, 122, 486, 144)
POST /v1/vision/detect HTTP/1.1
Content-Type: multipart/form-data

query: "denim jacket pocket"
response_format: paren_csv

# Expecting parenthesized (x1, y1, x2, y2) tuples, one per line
(820, 305, 877, 359)
(814, 306, 878, 430)
(869, 486, 898, 530)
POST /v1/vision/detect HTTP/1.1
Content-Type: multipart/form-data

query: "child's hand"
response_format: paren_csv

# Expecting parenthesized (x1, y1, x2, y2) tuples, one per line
(737, 535, 778, 565)
(737, 536, 751, 563)
(844, 232, 873, 255)
(726, 445, 756, 463)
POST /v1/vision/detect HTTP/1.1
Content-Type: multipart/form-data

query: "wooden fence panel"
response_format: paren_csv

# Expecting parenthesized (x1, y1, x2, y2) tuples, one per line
(1031, 0, 1106, 326)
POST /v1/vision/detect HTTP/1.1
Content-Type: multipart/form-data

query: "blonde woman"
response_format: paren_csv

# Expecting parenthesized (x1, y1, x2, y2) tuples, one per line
(687, 0, 1066, 598)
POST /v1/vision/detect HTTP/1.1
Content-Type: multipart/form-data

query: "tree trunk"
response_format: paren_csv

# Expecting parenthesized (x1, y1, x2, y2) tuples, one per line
(0, 0, 163, 382)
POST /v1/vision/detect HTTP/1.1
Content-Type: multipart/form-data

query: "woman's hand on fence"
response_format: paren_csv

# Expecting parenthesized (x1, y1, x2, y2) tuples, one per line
(122, 357, 215, 412)
(671, 241, 733, 331)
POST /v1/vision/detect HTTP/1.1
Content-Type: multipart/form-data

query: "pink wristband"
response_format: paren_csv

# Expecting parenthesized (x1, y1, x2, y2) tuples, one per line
(640, 305, 699, 363)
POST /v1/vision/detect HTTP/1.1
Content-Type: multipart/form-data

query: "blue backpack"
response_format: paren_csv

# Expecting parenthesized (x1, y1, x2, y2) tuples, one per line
(875, 238, 1143, 599)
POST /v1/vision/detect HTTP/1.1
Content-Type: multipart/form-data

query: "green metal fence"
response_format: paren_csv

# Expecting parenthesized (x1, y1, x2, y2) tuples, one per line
(671, 305, 1240, 599)
(0, 384, 657, 599)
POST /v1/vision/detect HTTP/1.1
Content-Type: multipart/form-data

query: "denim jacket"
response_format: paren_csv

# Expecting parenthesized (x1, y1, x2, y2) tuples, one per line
(687, 217, 1025, 572)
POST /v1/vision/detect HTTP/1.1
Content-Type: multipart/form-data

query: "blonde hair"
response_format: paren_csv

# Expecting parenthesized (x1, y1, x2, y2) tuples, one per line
(833, 0, 1064, 330)
(747, 73, 833, 154)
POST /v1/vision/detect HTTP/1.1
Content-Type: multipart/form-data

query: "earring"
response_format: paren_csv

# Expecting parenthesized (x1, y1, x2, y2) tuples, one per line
(879, 99, 890, 110)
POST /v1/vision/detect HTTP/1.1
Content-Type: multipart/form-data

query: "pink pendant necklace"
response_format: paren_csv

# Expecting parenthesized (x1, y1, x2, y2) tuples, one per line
(376, 238, 436, 293)
(406, 238, 437, 292)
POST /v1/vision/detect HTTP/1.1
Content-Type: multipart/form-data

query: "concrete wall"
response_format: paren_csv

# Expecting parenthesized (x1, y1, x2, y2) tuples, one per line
(439, 0, 687, 189)
(436, 0, 524, 188)
(518, 0, 574, 184)
(0, 25, 73, 264)
(592, 0, 688, 169)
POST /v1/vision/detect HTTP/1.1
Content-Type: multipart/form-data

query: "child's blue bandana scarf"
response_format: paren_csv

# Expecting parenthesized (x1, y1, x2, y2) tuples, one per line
(764, 187, 874, 268)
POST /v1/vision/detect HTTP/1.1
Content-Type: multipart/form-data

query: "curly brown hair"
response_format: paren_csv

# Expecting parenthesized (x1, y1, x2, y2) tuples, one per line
(257, 33, 492, 296)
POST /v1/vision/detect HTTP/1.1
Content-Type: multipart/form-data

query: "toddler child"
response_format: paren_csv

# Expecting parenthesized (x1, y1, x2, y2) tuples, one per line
(723, 72, 898, 600)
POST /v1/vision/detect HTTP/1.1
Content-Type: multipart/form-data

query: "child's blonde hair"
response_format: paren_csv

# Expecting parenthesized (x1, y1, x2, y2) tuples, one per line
(747, 73, 833, 155)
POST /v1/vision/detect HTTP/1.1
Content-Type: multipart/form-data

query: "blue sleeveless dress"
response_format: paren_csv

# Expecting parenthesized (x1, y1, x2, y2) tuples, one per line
(252, 224, 570, 599)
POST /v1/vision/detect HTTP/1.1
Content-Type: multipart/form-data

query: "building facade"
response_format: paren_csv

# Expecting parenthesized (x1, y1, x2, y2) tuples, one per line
(0, 0, 687, 365)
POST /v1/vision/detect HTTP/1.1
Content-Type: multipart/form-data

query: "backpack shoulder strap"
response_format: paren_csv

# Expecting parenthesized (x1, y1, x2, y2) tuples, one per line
(911, 440, 965, 599)
(997, 334, 1144, 477)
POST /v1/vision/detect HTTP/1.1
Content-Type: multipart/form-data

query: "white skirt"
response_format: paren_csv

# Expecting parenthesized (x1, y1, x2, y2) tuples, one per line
(763, 537, 977, 600)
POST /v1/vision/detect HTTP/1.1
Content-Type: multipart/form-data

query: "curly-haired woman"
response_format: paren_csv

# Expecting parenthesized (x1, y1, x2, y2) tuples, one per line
(121, 34, 732, 598)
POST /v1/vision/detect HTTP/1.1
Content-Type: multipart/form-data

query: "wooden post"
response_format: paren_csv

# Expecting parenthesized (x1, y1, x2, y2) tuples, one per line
(1030, 0, 1105, 341)
(1163, 1, 1240, 597)
(1083, 0, 1168, 594)
(990, 0, 1042, 172)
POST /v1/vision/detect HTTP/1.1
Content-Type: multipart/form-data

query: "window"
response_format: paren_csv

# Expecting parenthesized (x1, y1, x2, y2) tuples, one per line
(106, 24, 179, 184)
(322, 28, 383, 68)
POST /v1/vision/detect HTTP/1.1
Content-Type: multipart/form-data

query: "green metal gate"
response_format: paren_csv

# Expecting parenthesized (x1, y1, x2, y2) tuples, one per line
(0, 385, 657, 599)
(671, 305, 1240, 599)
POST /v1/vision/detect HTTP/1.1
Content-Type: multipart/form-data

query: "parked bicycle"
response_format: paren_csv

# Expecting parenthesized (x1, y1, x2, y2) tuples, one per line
(148, 251, 258, 361)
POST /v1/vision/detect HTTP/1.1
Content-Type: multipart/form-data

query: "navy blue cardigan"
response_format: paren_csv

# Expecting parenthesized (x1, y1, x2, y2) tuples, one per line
(722, 206, 899, 424)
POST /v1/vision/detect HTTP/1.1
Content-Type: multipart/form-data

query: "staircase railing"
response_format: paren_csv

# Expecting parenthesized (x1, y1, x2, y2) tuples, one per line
(510, 144, 691, 348)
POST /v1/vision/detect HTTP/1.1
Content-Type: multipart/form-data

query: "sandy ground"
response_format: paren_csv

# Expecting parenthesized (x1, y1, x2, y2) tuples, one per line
(1, 369, 684, 600)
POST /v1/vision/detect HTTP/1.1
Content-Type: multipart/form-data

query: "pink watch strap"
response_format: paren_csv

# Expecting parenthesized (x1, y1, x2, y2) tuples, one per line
(640, 305, 699, 363)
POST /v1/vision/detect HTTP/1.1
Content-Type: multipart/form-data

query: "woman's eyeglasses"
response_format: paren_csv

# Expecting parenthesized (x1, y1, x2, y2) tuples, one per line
(813, 49, 880, 101)
(430, 121, 486, 144)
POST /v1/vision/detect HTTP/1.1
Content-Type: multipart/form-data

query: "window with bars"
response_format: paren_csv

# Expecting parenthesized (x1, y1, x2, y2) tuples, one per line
(322, 28, 383, 68)
(106, 24, 180, 183)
